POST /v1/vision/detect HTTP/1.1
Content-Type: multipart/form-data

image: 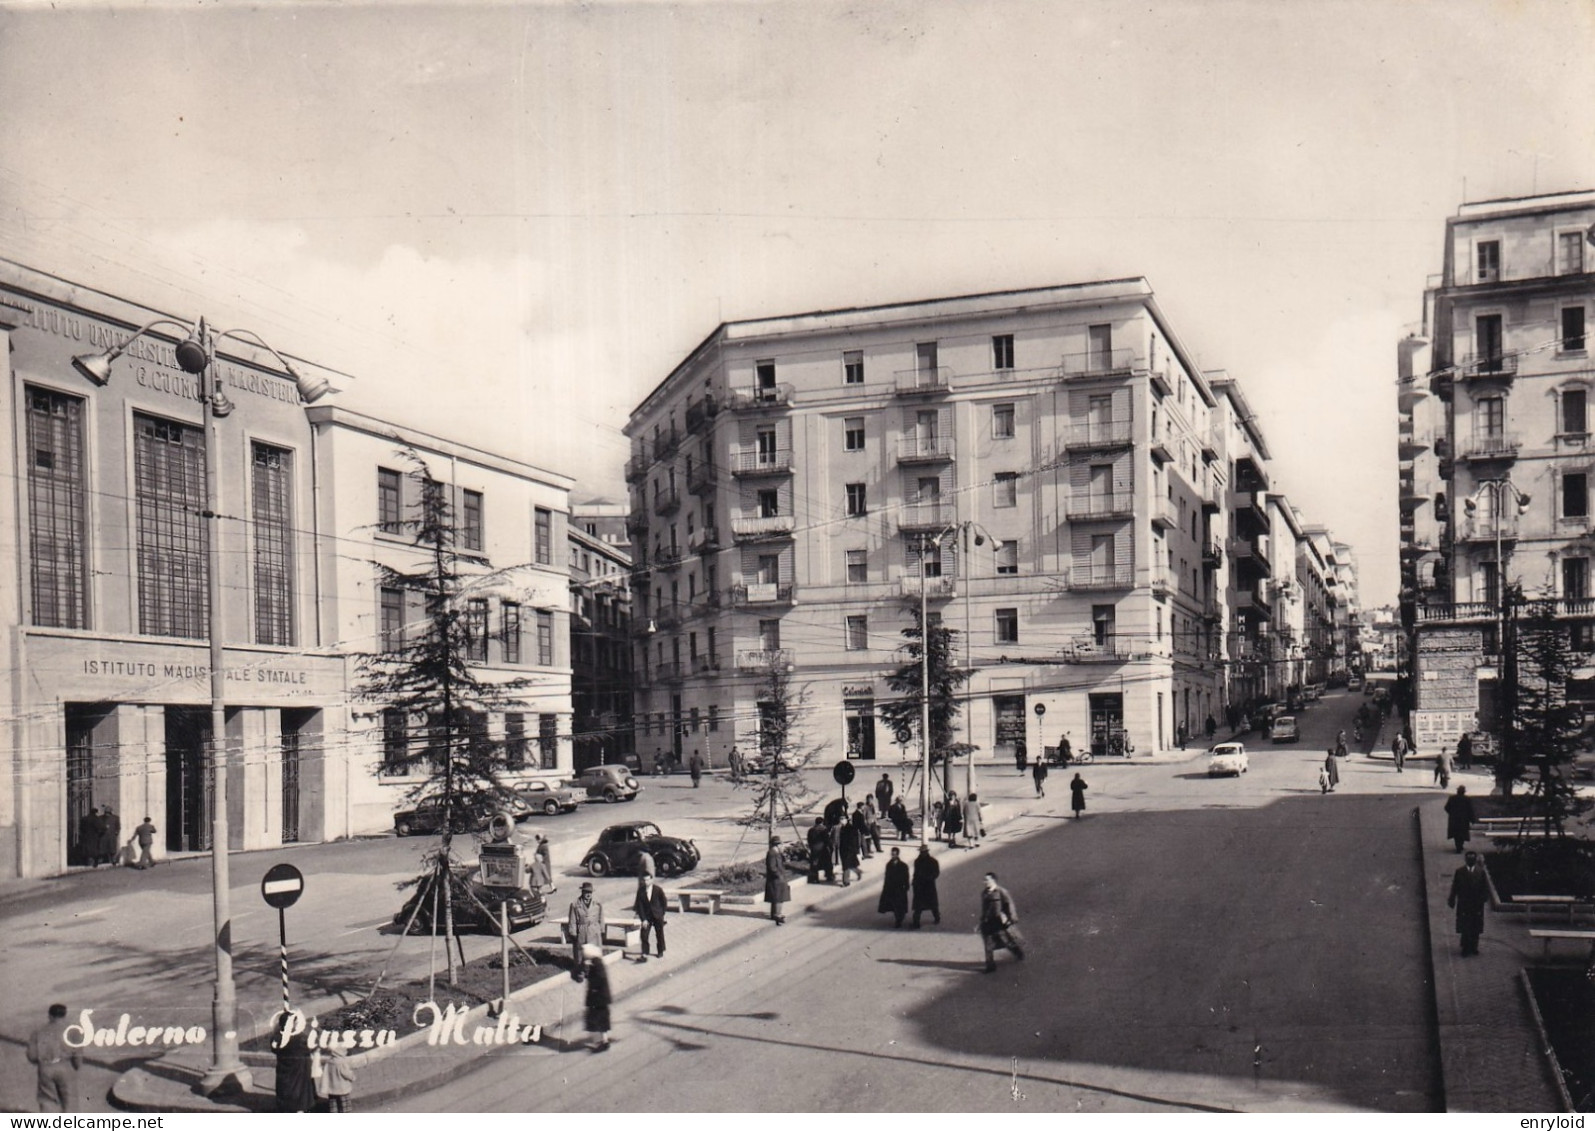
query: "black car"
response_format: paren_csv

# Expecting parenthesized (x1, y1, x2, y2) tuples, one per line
(580, 821, 699, 878)
(393, 800, 486, 838)
(393, 863, 547, 934)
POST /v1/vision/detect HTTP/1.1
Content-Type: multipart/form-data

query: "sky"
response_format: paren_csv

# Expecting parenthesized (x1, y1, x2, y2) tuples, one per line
(3, 0, 1594, 607)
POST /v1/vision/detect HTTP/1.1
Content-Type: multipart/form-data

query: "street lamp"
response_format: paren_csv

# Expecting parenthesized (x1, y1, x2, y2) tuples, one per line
(1463, 477, 1531, 783)
(72, 317, 328, 1094)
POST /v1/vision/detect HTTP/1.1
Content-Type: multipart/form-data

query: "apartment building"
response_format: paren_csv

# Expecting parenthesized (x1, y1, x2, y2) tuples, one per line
(1210, 376, 1277, 709)
(623, 280, 1238, 770)
(569, 521, 634, 771)
(1400, 190, 1595, 753)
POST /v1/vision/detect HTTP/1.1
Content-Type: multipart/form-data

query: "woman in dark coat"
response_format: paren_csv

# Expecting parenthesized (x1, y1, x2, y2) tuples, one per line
(1443, 785, 1477, 853)
(1069, 773, 1088, 818)
(763, 835, 788, 924)
(838, 818, 862, 886)
(583, 945, 612, 1051)
(272, 1012, 317, 1113)
(877, 847, 910, 927)
(910, 845, 941, 927)
(940, 791, 963, 847)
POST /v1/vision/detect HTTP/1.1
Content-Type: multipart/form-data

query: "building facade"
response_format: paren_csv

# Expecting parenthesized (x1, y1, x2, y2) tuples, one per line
(568, 522, 633, 771)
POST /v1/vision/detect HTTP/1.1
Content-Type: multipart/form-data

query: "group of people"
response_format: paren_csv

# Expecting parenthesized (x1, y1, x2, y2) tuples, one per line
(74, 807, 159, 870)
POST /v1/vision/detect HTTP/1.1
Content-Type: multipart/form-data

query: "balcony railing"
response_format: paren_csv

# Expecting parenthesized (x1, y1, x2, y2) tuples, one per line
(893, 366, 952, 395)
(896, 435, 957, 463)
(655, 603, 687, 630)
(897, 502, 956, 531)
(1458, 352, 1518, 380)
(687, 461, 718, 495)
(1068, 492, 1133, 519)
(730, 582, 798, 607)
(1060, 348, 1141, 379)
(1202, 541, 1223, 568)
(653, 545, 685, 570)
(652, 429, 680, 460)
(728, 384, 795, 411)
(1227, 534, 1271, 573)
(687, 526, 720, 554)
(729, 446, 794, 475)
(1151, 497, 1178, 528)
(684, 394, 720, 431)
(1066, 638, 1134, 662)
(1457, 514, 1521, 542)
(1416, 602, 1495, 624)
(1068, 564, 1134, 591)
(1061, 421, 1133, 450)
(900, 575, 956, 599)
(1148, 430, 1174, 462)
(1236, 582, 1272, 619)
(736, 648, 794, 672)
(731, 514, 796, 540)
(656, 660, 686, 683)
(624, 453, 649, 482)
(1458, 433, 1521, 461)
(653, 487, 682, 516)
(692, 654, 722, 676)
(1202, 427, 1221, 462)
(1149, 568, 1174, 597)
(1231, 488, 1269, 523)
(626, 511, 649, 536)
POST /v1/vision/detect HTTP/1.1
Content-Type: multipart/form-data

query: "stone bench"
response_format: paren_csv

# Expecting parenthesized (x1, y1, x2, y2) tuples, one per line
(1528, 928, 1595, 961)
(559, 916, 643, 952)
(666, 888, 723, 914)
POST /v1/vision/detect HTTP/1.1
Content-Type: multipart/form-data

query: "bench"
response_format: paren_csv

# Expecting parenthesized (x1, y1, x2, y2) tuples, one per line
(667, 888, 723, 915)
(1512, 895, 1584, 924)
(559, 916, 644, 953)
(1528, 928, 1595, 961)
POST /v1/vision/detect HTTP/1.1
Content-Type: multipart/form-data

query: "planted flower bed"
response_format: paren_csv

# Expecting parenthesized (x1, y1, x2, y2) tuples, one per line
(1482, 839, 1595, 901)
(1525, 966, 1595, 1112)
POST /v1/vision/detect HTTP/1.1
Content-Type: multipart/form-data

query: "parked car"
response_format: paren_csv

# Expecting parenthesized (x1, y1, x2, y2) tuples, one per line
(1207, 742, 1249, 777)
(1347, 676, 1363, 691)
(576, 764, 641, 803)
(1271, 716, 1301, 744)
(393, 862, 546, 934)
(580, 821, 699, 878)
(393, 800, 487, 837)
(510, 779, 582, 817)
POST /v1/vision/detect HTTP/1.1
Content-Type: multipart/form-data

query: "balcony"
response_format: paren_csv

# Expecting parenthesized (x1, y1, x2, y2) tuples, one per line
(685, 394, 720, 432)
(728, 384, 795, 411)
(729, 446, 794, 476)
(1202, 427, 1221, 462)
(655, 603, 687, 630)
(896, 435, 957, 464)
(656, 660, 686, 683)
(1458, 352, 1518, 381)
(1457, 433, 1520, 462)
(1231, 488, 1269, 527)
(1149, 568, 1174, 598)
(687, 461, 718, 495)
(1227, 534, 1272, 576)
(1151, 497, 1178, 529)
(1457, 514, 1521, 543)
(1068, 564, 1135, 591)
(901, 575, 956, 599)
(653, 487, 682, 516)
(1068, 492, 1134, 520)
(626, 510, 649, 536)
(687, 526, 721, 554)
(692, 654, 723, 676)
(731, 514, 796, 541)
(1066, 637, 1134, 662)
(1235, 582, 1272, 620)
(652, 429, 681, 460)
(893, 366, 952, 396)
(653, 545, 684, 571)
(1415, 602, 1494, 624)
(1060, 348, 1141, 379)
(730, 582, 798, 607)
(898, 502, 956, 532)
(1061, 421, 1133, 451)
(624, 453, 649, 483)
(1148, 430, 1173, 463)
(1202, 541, 1223, 569)
(736, 648, 795, 673)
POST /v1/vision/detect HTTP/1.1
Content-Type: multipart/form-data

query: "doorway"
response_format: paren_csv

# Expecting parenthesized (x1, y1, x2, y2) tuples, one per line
(165, 707, 211, 852)
(65, 705, 110, 865)
(1089, 693, 1125, 758)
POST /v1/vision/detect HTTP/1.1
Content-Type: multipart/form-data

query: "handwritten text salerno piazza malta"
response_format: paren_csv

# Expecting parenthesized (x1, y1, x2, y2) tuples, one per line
(61, 1006, 543, 1051)
(80, 659, 309, 685)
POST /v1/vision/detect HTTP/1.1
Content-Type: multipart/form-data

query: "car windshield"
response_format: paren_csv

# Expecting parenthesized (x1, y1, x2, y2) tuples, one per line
(636, 823, 662, 839)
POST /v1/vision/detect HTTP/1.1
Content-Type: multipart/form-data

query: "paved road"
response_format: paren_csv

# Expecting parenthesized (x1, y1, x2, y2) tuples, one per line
(389, 690, 1445, 1113)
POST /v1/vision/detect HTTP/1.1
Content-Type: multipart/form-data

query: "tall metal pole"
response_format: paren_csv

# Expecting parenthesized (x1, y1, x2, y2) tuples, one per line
(962, 523, 976, 797)
(919, 533, 931, 846)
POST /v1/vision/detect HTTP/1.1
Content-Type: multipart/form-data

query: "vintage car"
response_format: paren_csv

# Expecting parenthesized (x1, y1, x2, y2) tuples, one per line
(1271, 716, 1301, 744)
(393, 863, 547, 934)
(575, 764, 642, 803)
(1207, 742, 1249, 777)
(510, 779, 582, 817)
(580, 821, 699, 877)
(392, 800, 488, 838)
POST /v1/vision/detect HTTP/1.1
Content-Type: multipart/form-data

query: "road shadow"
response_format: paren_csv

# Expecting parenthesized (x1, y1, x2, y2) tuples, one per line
(874, 956, 982, 974)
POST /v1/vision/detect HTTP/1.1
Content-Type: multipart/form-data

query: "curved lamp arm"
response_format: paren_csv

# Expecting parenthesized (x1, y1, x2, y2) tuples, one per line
(70, 317, 194, 385)
(213, 326, 331, 403)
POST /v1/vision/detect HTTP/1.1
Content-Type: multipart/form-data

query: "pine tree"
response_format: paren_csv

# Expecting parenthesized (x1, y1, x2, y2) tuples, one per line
(878, 604, 970, 792)
(1507, 592, 1588, 833)
(734, 663, 825, 840)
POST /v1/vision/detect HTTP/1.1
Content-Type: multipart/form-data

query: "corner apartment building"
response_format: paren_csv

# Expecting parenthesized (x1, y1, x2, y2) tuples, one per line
(1400, 190, 1595, 753)
(623, 280, 1240, 770)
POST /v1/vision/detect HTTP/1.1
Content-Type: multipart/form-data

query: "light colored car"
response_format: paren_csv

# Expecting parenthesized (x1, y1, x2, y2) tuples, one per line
(575, 764, 641, 802)
(1271, 716, 1300, 743)
(511, 779, 582, 817)
(1207, 742, 1249, 777)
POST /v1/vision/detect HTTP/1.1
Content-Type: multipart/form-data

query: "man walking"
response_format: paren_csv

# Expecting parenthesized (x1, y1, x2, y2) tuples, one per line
(566, 882, 605, 976)
(764, 835, 789, 925)
(1070, 772, 1089, 818)
(77, 807, 102, 867)
(874, 773, 894, 816)
(1447, 850, 1490, 956)
(1392, 732, 1407, 773)
(633, 872, 669, 961)
(911, 845, 941, 928)
(689, 750, 703, 788)
(129, 816, 158, 869)
(1444, 785, 1477, 854)
(26, 1004, 80, 1112)
(1057, 733, 1072, 766)
(978, 872, 1025, 973)
(1205, 714, 1217, 742)
(806, 816, 834, 884)
(838, 813, 862, 887)
(878, 847, 910, 928)
(1031, 758, 1048, 798)
(99, 805, 120, 868)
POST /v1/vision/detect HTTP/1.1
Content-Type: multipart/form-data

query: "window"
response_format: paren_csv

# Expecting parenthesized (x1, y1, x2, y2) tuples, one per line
(1563, 307, 1587, 352)
(845, 614, 869, 651)
(996, 540, 1019, 575)
(758, 488, 780, 518)
(756, 360, 777, 391)
(537, 610, 555, 665)
(992, 403, 1015, 439)
(1563, 389, 1588, 435)
(995, 607, 1018, 644)
(505, 712, 527, 770)
(1092, 604, 1116, 647)
(382, 708, 409, 773)
(992, 334, 1015, 370)
(251, 444, 295, 646)
(1559, 231, 1585, 276)
(758, 619, 781, 652)
(535, 507, 553, 564)
(538, 714, 558, 769)
(461, 489, 483, 551)
(708, 705, 720, 732)
(756, 427, 778, 465)
(502, 601, 522, 663)
(1477, 240, 1500, 283)
(1475, 314, 1504, 368)
(380, 587, 405, 651)
(994, 472, 1018, 508)
(377, 467, 402, 533)
(26, 387, 88, 629)
(844, 416, 866, 451)
(844, 350, 864, 385)
(689, 707, 701, 734)
(1565, 473, 1589, 519)
(134, 413, 208, 639)
(918, 542, 944, 578)
(846, 549, 867, 583)
(466, 598, 489, 662)
(846, 482, 868, 516)
(1564, 557, 1589, 601)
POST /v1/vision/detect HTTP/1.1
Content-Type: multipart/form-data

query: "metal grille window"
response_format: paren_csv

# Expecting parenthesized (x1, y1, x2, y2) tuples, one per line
(251, 443, 294, 646)
(537, 609, 554, 665)
(380, 587, 405, 651)
(538, 713, 558, 769)
(377, 467, 402, 533)
(535, 507, 553, 564)
(502, 601, 522, 663)
(134, 413, 208, 639)
(461, 489, 484, 551)
(26, 387, 88, 628)
(505, 712, 527, 770)
(466, 598, 489, 662)
(382, 708, 409, 773)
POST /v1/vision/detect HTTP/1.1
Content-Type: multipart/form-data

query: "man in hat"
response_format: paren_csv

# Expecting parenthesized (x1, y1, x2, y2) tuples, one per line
(566, 882, 606, 977)
(764, 835, 789, 924)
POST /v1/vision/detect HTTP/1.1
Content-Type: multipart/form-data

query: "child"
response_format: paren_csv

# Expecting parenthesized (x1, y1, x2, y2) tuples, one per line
(1318, 764, 1331, 794)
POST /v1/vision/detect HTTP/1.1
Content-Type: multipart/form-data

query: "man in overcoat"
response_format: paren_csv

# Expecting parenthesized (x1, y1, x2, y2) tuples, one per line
(878, 847, 910, 927)
(874, 773, 894, 816)
(566, 882, 606, 975)
(978, 872, 1026, 972)
(77, 808, 102, 867)
(1443, 785, 1477, 853)
(806, 816, 834, 884)
(764, 835, 788, 924)
(99, 806, 120, 868)
(633, 872, 669, 960)
(1447, 850, 1490, 956)
(911, 845, 941, 927)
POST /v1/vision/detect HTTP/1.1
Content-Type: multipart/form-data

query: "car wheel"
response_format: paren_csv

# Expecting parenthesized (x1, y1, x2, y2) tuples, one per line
(655, 855, 679, 878)
(543, 799, 561, 816)
(587, 855, 610, 878)
(604, 788, 619, 803)
(395, 820, 412, 837)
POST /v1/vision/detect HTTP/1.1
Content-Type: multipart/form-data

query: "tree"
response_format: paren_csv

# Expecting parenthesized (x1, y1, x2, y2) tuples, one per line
(355, 449, 531, 981)
(878, 604, 970, 792)
(735, 662, 825, 842)
(1505, 591, 1589, 831)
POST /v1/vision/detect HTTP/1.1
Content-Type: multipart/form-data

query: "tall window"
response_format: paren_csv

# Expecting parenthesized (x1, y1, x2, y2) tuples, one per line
(708, 705, 720, 732)
(505, 712, 527, 770)
(845, 614, 868, 651)
(1563, 388, 1588, 435)
(252, 444, 294, 646)
(758, 618, 781, 652)
(1565, 473, 1589, 519)
(996, 540, 1019, 575)
(1563, 307, 1587, 353)
(537, 609, 555, 665)
(994, 472, 1018, 508)
(846, 549, 867, 583)
(758, 488, 780, 518)
(995, 607, 1019, 644)
(26, 387, 87, 629)
(380, 586, 405, 651)
(1476, 313, 1504, 367)
(534, 507, 553, 564)
(992, 334, 1015, 370)
(466, 598, 489, 662)
(134, 413, 208, 639)
(1476, 396, 1504, 439)
(992, 403, 1015, 439)
(502, 601, 522, 663)
(382, 708, 410, 773)
(1477, 240, 1500, 283)
(844, 417, 866, 451)
(377, 467, 402, 533)
(843, 350, 864, 385)
(845, 482, 868, 516)
(1092, 604, 1116, 647)
(1559, 232, 1585, 276)
(461, 488, 484, 551)
(1564, 558, 1589, 601)
(538, 714, 558, 769)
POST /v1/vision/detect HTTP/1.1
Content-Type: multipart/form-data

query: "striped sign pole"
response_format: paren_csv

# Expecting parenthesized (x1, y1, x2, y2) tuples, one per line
(279, 909, 290, 1016)
(261, 864, 305, 1020)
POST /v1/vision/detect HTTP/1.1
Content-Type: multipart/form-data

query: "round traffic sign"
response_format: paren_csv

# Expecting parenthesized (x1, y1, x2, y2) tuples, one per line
(1034, 703, 1047, 717)
(261, 863, 305, 910)
(832, 760, 856, 786)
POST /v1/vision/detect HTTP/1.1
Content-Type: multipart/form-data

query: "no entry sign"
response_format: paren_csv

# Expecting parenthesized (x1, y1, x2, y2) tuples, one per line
(261, 863, 305, 910)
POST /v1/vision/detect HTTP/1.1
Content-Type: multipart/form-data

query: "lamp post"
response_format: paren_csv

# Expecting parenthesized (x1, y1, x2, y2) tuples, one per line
(918, 532, 932, 846)
(73, 317, 328, 1093)
(1464, 476, 1531, 785)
